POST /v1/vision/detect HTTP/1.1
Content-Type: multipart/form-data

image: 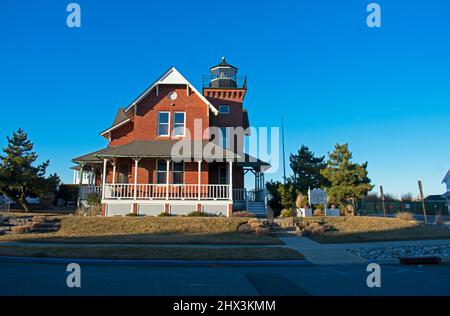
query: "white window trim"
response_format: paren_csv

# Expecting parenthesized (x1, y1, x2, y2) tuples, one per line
(157, 111, 171, 137)
(171, 161, 185, 185)
(156, 159, 168, 185)
(173, 112, 186, 138)
(219, 105, 230, 115)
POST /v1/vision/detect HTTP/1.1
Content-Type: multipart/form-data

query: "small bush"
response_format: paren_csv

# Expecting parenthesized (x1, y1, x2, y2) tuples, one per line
(249, 219, 263, 229)
(11, 225, 30, 235)
(233, 211, 256, 218)
(187, 211, 209, 217)
(237, 223, 254, 234)
(395, 212, 414, 221)
(313, 209, 323, 216)
(302, 221, 325, 236)
(255, 227, 272, 236)
(31, 216, 47, 224)
(126, 213, 138, 217)
(158, 212, 171, 217)
(280, 208, 294, 218)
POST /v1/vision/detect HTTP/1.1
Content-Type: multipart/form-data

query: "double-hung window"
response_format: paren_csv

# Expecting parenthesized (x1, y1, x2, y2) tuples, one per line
(173, 112, 186, 137)
(172, 162, 184, 185)
(158, 112, 170, 136)
(156, 160, 167, 184)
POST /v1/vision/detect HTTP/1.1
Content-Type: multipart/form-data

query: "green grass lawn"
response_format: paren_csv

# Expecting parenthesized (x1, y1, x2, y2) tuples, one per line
(0, 215, 282, 245)
(298, 216, 450, 243)
(0, 245, 304, 261)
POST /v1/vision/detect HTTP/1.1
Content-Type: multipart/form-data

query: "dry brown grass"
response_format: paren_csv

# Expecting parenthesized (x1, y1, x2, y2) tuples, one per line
(0, 216, 282, 245)
(0, 245, 304, 261)
(302, 216, 450, 243)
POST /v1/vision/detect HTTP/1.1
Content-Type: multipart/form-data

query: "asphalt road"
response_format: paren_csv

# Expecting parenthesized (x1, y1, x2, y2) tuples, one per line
(1, 261, 450, 296)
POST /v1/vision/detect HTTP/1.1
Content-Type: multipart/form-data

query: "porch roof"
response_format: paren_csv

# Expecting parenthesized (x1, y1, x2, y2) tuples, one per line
(72, 148, 110, 164)
(88, 140, 241, 160)
(72, 141, 271, 168)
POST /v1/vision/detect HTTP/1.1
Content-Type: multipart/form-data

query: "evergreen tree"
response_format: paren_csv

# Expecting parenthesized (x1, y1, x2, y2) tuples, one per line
(0, 129, 53, 211)
(321, 143, 373, 212)
(289, 145, 328, 194)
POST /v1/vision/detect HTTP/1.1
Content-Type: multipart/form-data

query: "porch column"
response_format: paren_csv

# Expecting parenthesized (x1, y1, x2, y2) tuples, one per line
(166, 159, 170, 200)
(228, 161, 233, 200)
(112, 159, 117, 184)
(101, 159, 107, 200)
(133, 158, 140, 200)
(77, 163, 85, 207)
(197, 160, 202, 201)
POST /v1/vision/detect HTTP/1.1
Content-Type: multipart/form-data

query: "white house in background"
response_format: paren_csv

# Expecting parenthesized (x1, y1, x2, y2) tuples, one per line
(442, 170, 450, 213)
(72, 166, 96, 185)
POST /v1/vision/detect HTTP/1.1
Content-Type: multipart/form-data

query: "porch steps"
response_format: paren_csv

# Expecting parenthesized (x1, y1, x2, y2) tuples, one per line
(248, 202, 267, 218)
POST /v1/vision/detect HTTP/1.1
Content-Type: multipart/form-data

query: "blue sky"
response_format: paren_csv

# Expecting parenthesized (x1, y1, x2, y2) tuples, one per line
(0, 0, 449, 197)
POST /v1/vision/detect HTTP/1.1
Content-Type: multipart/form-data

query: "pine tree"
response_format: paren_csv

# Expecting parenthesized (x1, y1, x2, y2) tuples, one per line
(321, 143, 373, 213)
(289, 145, 328, 194)
(0, 129, 51, 211)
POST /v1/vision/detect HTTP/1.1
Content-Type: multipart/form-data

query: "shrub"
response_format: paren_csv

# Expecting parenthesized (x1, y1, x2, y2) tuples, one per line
(86, 193, 102, 216)
(313, 209, 323, 216)
(11, 225, 30, 235)
(302, 221, 325, 236)
(248, 219, 263, 229)
(395, 212, 414, 221)
(278, 184, 297, 210)
(280, 208, 294, 218)
(31, 216, 47, 224)
(187, 211, 209, 217)
(126, 213, 139, 217)
(158, 212, 171, 217)
(255, 227, 272, 236)
(237, 223, 254, 234)
(233, 211, 256, 218)
(295, 193, 309, 209)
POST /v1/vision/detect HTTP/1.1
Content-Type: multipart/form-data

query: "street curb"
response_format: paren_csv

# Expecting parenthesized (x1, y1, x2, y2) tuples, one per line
(366, 258, 450, 265)
(0, 256, 314, 267)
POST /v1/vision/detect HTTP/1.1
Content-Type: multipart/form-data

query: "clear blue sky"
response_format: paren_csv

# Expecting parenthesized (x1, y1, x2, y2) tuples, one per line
(0, 0, 449, 197)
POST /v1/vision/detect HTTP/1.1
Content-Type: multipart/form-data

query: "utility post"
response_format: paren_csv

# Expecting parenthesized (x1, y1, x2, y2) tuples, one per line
(418, 180, 428, 224)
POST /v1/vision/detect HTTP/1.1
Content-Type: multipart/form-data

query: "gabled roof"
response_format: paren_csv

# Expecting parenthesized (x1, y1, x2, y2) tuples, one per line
(124, 67, 219, 115)
(100, 108, 132, 136)
(112, 108, 128, 126)
(442, 169, 450, 183)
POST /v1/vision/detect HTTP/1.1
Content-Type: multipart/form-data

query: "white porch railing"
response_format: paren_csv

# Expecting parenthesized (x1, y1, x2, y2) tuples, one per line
(79, 185, 102, 200)
(103, 184, 231, 200)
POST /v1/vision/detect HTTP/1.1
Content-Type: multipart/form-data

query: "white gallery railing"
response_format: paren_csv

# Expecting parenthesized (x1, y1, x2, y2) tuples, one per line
(79, 185, 266, 203)
(79, 185, 102, 200)
(103, 184, 231, 200)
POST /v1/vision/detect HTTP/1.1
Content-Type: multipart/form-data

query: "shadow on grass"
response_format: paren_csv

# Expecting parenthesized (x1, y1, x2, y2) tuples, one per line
(0, 231, 283, 245)
(309, 224, 450, 244)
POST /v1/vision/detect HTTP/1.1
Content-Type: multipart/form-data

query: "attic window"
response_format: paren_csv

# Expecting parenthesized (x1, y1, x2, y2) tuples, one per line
(219, 105, 230, 115)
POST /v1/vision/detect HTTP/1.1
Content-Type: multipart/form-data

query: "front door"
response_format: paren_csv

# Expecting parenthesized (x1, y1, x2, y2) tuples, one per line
(218, 166, 229, 185)
(117, 163, 129, 183)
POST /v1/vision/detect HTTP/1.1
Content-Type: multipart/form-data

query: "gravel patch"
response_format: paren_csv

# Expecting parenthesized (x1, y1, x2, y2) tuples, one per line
(348, 244, 450, 260)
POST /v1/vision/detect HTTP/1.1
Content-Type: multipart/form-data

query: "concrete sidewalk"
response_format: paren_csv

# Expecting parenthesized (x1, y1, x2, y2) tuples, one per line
(279, 235, 450, 265)
(279, 236, 367, 265)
